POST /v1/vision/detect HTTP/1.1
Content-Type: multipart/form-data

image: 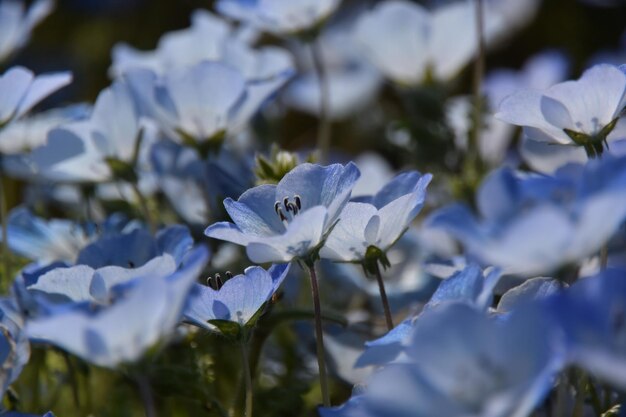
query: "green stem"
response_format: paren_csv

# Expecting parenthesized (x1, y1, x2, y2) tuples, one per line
(554, 373, 570, 417)
(465, 0, 486, 182)
(310, 40, 331, 164)
(136, 374, 157, 417)
(372, 262, 394, 331)
(62, 352, 80, 409)
(240, 342, 253, 417)
(587, 378, 603, 417)
(130, 181, 156, 234)
(306, 262, 330, 407)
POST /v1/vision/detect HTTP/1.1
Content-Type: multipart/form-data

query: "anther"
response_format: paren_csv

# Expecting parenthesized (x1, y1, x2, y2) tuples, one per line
(294, 195, 301, 210)
(276, 207, 288, 222)
(283, 197, 290, 210)
(215, 273, 223, 289)
(287, 202, 298, 215)
(274, 201, 281, 215)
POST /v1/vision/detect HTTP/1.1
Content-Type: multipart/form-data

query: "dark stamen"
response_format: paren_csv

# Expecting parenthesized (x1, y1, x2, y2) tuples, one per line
(287, 202, 299, 215)
(225, 271, 233, 279)
(215, 273, 223, 289)
(283, 197, 290, 210)
(274, 201, 281, 215)
(294, 195, 302, 210)
(278, 207, 288, 222)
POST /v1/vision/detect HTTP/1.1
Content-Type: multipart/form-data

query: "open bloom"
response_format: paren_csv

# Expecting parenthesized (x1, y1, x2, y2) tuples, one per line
(497, 63, 626, 157)
(216, 0, 341, 36)
(4, 207, 93, 264)
(0, 0, 53, 62)
(428, 156, 626, 276)
(320, 171, 431, 265)
(25, 247, 207, 368)
(111, 10, 293, 82)
(184, 263, 289, 333)
(353, 0, 503, 85)
(323, 303, 563, 417)
(206, 162, 360, 263)
(126, 61, 292, 145)
(448, 50, 569, 164)
(11, 80, 153, 184)
(0, 66, 72, 126)
(356, 264, 501, 368)
(26, 226, 200, 304)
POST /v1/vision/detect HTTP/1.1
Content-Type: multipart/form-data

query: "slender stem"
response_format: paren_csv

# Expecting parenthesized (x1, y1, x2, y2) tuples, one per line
(0, 165, 9, 285)
(372, 262, 394, 331)
(306, 262, 330, 407)
(136, 374, 157, 417)
(310, 41, 331, 164)
(130, 181, 156, 234)
(240, 342, 253, 417)
(587, 378, 603, 417)
(62, 352, 81, 409)
(466, 0, 485, 180)
(554, 373, 569, 417)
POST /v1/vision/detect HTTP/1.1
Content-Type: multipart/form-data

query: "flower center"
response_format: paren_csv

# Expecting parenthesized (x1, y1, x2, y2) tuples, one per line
(206, 271, 233, 290)
(274, 194, 302, 224)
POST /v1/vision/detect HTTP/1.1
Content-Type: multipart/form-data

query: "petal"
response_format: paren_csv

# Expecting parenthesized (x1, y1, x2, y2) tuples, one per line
(27, 265, 95, 302)
(246, 205, 328, 263)
(0, 67, 33, 123)
(14, 71, 72, 119)
(354, 0, 429, 85)
(543, 64, 626, 135)
(204, 221, 256, 247)
(496, 89, 570, 144)
(320, 202, 377, 262)
(165, 62, 246, 140)
(224, 184, 284, 236)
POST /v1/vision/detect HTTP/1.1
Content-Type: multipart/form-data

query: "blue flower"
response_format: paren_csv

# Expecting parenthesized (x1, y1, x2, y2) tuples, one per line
(356, 264, 501, 367)
(184, 263, 289, 332)
(0, 104, 90, 155)
(111, 10, 293, 80)
(25, 246, 208, 368)
(0, 67, 72, 127)
(320, 171, 432, 264)
(428, 157, 626, 276)
(545, 268, 626, 389)
(216, 0, 341, 36)
(496, 64, 626, 157)
(353, 1, 504, 85)
(324, 303, 563, 417)
(4, 207, 92, 263)
(0, 0, 53, 62)
(125, 61, 292, 145)
(206, 162, 360, 263)
(26, 226, 199, 304)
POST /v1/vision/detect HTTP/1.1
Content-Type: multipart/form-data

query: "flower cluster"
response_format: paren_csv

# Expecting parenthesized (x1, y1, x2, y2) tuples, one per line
(0, 0, 625, 416)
